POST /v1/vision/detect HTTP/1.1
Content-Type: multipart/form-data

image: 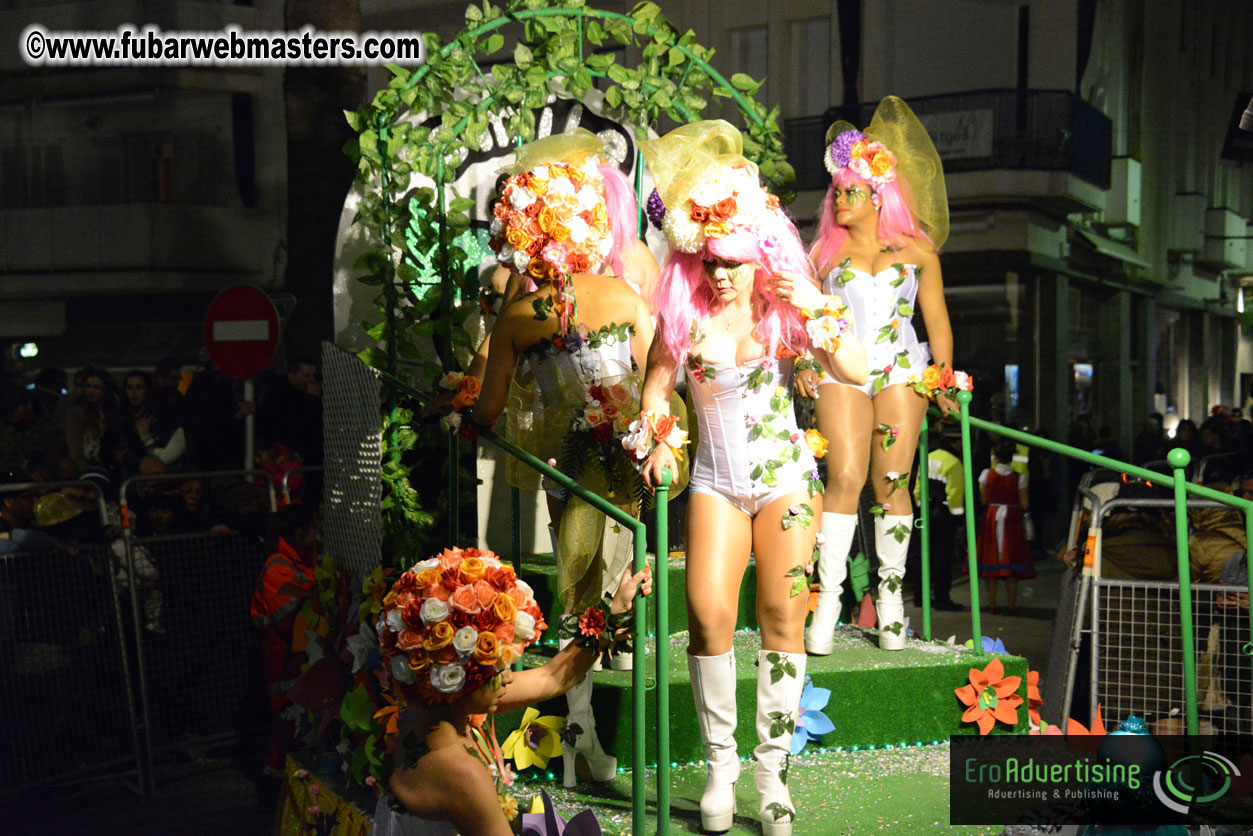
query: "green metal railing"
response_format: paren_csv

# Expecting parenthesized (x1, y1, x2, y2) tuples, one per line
(916, 389, 1253, 736)
(381, 370, 670, 836)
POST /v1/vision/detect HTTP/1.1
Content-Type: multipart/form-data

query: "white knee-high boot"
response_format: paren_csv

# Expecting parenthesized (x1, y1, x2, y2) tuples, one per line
(804, 512, 858, 655)
(559, 632, 617, 787)
(754, 650, 806, 836)
(689, 652, 739, 832)
(875, 515, 913, 651)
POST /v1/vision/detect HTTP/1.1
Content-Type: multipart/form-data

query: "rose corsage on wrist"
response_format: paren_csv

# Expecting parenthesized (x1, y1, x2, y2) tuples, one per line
(437, 371, 482, 431)
(559, 593, 634, 656)
(621, 410, 689, 463)
(800, 295, 852, 353)
(909, 362, 973, 401)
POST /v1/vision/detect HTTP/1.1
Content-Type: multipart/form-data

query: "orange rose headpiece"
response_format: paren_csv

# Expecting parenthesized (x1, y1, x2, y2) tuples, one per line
(377, 547, 546, 704)
(489, 130, 614, 283)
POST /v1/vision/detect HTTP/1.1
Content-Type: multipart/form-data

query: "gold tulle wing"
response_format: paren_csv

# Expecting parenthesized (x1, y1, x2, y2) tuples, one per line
(507, 127, 605, 174)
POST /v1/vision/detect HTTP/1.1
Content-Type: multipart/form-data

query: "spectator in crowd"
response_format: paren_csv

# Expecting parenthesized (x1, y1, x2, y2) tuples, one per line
(977, 438, 1035, 615)
(183, 363, 253, 472)
(1092, 423, 1124, 462)
(1132, 415, 1165, 464)
(118, 370, 187, 475)
(258, 356, 323, 468)
(254, 437, 305, 505)
(1197, 416, 1239, 483)
(170, 478, 230, 535)
(911, 419, 964, 610)
(1172, 418, 1204, 464)
(0, 384, 65, 477)
(153, 357, 185, 403)
(66, 368, 123, 479)
(249, 502, 320, 807)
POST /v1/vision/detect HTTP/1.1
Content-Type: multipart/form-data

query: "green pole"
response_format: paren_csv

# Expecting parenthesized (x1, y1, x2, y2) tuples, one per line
(634, 149, 646, 241)
(654, 469, 672, 836)
(511, 486, 523, 671)
(1167, 447, 1198, 736)
(917, 421, 932, 641)
(957, 391, 982, 647)
(632, 499, 648, 836)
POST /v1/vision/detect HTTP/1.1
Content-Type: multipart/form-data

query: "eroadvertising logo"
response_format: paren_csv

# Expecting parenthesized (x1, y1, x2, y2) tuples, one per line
(950, 734, 1253, 827)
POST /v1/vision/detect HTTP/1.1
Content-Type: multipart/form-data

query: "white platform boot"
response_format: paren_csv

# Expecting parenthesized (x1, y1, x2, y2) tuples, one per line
(559, 634, 617, 787)
(804, 513, 858, 655)
(754, 650, 806, 836)
(875, 515, 913, 651)
(689, 652, 739, 832)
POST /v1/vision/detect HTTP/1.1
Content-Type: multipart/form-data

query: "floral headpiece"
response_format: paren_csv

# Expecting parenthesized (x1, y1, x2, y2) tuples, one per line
(821, 96, 950, 248)
(824, 128, 897, 189)
(640, 120, 783, 254)
(490, 157, 613, 283)
(377, 547, 547, 704)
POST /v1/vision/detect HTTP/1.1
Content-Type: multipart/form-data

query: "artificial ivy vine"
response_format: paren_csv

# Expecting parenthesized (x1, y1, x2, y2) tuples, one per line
(345, 0, 795, 562)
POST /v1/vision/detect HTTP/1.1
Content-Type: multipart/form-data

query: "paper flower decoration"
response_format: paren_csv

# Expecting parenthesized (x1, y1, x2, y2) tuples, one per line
(955, 657, 1023, 735)
(964, 636, 1009, 655)
(1066, 703, 1106, 736)
(790, 676, 835, 754)
(521, 789, 603, 836)
(502, 707, 566, 771)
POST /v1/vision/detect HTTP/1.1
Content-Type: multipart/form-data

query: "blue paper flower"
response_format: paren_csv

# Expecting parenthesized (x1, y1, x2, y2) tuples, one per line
(790, 676, 835, 755)
(963, 635, 1009, 655)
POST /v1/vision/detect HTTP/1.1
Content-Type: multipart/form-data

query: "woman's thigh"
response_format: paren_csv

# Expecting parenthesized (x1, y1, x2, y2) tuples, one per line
(685, 492, 754, 655)
(751, 490, 822, 653)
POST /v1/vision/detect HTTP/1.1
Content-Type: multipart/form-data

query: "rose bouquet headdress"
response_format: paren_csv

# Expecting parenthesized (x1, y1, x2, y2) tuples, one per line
(638, 120, 782, 254)
(823, 96, 950, 249)
(490, 129, 614, 284)
(377, 547, 546, 704)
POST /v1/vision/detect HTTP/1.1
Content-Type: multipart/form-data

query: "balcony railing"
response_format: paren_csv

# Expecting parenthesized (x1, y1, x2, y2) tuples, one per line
(785, 89, 1112, 192)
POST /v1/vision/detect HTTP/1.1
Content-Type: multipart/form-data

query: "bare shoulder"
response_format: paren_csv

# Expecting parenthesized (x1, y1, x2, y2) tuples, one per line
(390, 745, 495, 818)
(901, 240, 941, 273)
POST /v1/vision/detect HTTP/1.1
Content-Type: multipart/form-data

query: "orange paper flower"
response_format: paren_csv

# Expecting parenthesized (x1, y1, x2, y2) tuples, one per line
(422, 621, 454, 652)
(955, 657, 1023, 735)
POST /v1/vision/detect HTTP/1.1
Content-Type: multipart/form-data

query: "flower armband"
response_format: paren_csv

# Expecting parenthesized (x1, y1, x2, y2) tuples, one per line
(621, 410, 690, 463)
(561, 595, 634, 653)
(908, 362, 973, 402)
(802, 296, 852, 354)
(792, 355, 826, 380)
(439, 371, 481, 410)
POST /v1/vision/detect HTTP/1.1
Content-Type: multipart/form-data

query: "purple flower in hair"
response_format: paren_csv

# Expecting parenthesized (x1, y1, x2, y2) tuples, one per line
(645, 188, 666, 231)
(829, 129, 865, 169)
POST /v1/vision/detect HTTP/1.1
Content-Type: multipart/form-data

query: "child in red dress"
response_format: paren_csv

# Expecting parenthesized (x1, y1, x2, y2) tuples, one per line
(977, 438, 1034, 614)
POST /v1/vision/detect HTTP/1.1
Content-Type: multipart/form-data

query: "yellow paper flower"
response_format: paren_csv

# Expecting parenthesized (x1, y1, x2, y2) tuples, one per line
(805, 429, 828, 459)
(501, 707, 566, 771)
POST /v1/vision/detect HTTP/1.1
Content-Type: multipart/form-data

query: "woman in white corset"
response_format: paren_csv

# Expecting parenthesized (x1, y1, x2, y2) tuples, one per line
(775, 96, 955, 654)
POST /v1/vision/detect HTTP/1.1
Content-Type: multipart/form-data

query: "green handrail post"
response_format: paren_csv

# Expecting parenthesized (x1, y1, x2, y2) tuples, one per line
(917, 419, 932, 640)
(1167, 448, 1199, 736)
(632, 494, 648, 836)
(634, 149, 646, 241)
(957, 390, 982, 648)
(511, 486, 523, 671)
(654, 468, 673, 836)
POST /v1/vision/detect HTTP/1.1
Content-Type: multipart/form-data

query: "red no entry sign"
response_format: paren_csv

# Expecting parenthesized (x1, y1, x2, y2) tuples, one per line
(203, 285, 279, 380)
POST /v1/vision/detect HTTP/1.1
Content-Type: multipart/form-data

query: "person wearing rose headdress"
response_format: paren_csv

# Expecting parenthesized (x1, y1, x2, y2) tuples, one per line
(463, 129, 684, 790)
(374, 547, 651, 836)
(635, 119, 867, 836)
(771, 95, 958, 656)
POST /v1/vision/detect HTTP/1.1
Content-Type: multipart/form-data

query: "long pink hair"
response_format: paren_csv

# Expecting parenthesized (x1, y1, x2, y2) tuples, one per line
(598, 162, 638, 280)
(654, 208, 813, 364)
(809, 168, 933, 273)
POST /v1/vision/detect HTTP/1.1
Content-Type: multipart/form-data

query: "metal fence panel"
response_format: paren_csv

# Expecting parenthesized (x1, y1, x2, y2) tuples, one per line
(1094, 578, 1250, 734)
(0, 544, 142, 791)
(321, 341, 382, 575)
(129, 532, 270, 757)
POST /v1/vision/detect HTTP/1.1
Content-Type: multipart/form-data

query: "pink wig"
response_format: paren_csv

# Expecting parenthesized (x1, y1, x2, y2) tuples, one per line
(598, 162, 639, 280)
(654, 208, 813, 364)
(809, 167, 933, 273)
